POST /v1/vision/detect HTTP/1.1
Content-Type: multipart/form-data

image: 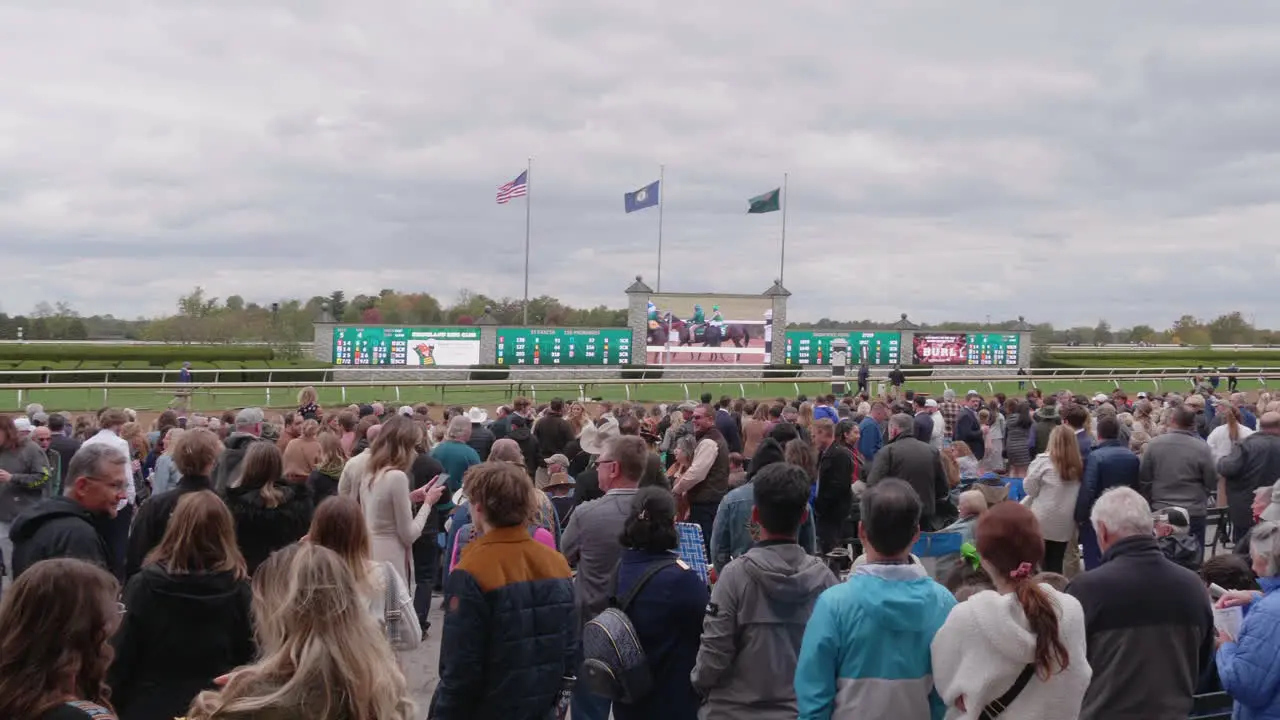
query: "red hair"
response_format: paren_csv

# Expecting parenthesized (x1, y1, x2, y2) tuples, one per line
(976, 502, 1070, 679)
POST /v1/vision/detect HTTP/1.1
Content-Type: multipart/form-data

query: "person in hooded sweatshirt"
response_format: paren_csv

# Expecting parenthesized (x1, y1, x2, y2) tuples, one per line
(222, 442, 314, 574)
(692, 462, 837, 719)
(125, 428, 223, 579)
(9, 443, 128, 579)
(930, 501, 1091, 720)
(109, 490, 255, 720)
(709, 423, 817, 573)
(611, 487, 710, 720)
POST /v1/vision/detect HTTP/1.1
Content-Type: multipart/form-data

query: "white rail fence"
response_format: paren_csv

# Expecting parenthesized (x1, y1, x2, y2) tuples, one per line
(1, 369, 1278, 411)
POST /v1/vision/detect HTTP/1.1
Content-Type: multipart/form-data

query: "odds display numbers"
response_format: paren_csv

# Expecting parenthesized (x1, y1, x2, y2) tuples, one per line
(332, 327, 482, 367)
(967, 333, 1020, 366)
(784, 331, 901, 366)
(496, 328, 633, 366)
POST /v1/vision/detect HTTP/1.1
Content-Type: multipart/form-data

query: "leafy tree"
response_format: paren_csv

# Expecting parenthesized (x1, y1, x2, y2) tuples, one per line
(1129, 324, 1156, 343)
(1093, 320, 1113, 345)
(328, 290, 347, 319)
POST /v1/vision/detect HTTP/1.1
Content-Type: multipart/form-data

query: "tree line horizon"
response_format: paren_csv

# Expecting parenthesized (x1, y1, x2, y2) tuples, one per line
(0, 288, 1272, 347)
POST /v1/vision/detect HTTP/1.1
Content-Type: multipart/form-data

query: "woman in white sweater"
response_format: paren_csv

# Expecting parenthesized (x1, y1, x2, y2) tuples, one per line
(1023, 425, 1083, 573)
(348, 416, 442, 587)
(932, 502, 1091, 720)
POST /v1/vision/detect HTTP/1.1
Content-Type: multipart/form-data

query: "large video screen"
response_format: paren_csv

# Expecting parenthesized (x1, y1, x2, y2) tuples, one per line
(645, 294, 772, 365)
(332, 326, 482, 366)
(911, 333, 1020, 366)
(497, 328, 632, 366)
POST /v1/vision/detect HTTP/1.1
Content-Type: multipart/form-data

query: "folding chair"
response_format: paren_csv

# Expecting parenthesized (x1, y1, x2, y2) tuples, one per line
(911, 532, 966, 580)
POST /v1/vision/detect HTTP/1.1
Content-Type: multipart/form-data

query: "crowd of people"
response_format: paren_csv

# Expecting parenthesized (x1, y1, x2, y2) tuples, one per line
(0, 380, 1277, 719)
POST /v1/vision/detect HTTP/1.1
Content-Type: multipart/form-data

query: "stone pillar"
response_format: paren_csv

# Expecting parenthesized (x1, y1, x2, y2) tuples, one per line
(312, 321, 337, 363)
(1018, 332, 1033, 369)
(901, 331, 916, 363)
(625, 275, 654, 365)
(764, 280, 791, 366)
(830, 338, 849, 395)
(476, 308, 499, 365)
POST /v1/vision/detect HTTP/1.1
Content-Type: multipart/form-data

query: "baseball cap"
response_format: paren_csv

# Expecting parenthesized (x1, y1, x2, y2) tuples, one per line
(1093, 393, 1109, 403)
(13, 417, 32, 433)
(235, 407, 265, 426)
(925, 399, 939, 408)
(398, 405, 414, 417)
(1136, 392, 1149, 399)
(357, 404, 376, 417)
(965, 390, 980, 398)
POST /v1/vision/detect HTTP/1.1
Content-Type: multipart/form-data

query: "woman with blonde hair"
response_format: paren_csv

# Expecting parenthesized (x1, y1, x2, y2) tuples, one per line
(186, 543, 416, 720)
(127, 427, 226, 579)
(110, 491, 254, 720)
(566, 402, 588, 437)
(224, 442, 313, 574)
(351, 416, 444, 587)
(282, 419, 323, 482)
(796, 401, 815, 434)
(307, 497, 420, 650)
(0, 559, 121, 720)
(297, 386, 321, 421)
(307, 432, 347, 504)
(1024, 425, 1084, 573)
(150, 427, 185, 495)
(121, 421, 151, 499)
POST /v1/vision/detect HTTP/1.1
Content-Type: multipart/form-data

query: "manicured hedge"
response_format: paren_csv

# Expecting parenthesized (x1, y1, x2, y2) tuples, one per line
(0, 344, 276, 362)
(0, 359, 331, 385)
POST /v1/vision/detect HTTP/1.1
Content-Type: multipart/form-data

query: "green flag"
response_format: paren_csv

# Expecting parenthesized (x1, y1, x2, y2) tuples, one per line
(747, 187, 781, 214)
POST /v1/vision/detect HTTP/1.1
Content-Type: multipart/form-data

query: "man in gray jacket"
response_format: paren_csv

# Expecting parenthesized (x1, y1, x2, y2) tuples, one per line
(867, 414, 950, 529)
(562, 435, 647, 720)
(1139, 405, 1217, 556)
(691, 462, 836, 719)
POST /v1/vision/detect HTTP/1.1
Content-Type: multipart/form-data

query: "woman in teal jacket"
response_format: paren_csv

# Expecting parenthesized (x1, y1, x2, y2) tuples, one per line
(1217, 521, 1280, 720)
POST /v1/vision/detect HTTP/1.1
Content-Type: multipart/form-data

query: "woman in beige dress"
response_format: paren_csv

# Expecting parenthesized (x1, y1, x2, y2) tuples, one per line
(348, 416, 444, 586)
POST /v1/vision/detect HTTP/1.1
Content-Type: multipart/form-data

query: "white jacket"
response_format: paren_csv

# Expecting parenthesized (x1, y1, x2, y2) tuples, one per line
(932, 585, 1091, 720)
(1023, 454, 1080, 542)
(1207, 423, 1253, 461)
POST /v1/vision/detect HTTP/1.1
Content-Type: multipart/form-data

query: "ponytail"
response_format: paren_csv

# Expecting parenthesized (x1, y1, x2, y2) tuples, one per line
(1014, 579, 1070, 679)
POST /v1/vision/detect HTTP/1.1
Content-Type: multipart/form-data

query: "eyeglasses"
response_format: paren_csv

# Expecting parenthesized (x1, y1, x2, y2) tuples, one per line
(597, 459, 618, 471)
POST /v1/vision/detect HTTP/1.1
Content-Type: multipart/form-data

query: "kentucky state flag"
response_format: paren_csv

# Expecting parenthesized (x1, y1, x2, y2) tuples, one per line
(624, 180, 660, 213)
(748, 187, 781, 214)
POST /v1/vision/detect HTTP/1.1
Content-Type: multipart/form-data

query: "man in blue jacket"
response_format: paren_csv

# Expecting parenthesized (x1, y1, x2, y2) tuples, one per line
(1075, 416, 1140, 570)
(795, 479, 955, 719)
(857, 402, 888, 462)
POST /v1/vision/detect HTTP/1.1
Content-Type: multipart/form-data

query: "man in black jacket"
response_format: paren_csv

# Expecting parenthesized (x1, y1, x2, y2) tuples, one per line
(465, 407, 496, 460)
(1067, 486, 1214, 720)
(532, 398, 576, 461)
(212, 407, 267, 491)
(46, 414, 81, 481)
(912, 395, 934, 443)
(953, 391, 986, 460)
(1218, 411, 1280, 543)
(813, 419, 854, 552)
(867, 414, 950, 529)
(9, 443, 128, 578)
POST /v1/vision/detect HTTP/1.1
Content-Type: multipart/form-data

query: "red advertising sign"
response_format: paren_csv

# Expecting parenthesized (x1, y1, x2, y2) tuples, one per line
(913, 334, 967, 365)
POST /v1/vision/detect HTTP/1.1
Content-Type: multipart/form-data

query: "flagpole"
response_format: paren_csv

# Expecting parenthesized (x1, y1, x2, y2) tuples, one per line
(779, 172, 788, 285)
(656, 164, 665, 292)
(523, 157, 532, 325)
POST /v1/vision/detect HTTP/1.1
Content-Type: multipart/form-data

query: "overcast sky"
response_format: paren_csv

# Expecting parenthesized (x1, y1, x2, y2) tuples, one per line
(3, 1, 1279, 328)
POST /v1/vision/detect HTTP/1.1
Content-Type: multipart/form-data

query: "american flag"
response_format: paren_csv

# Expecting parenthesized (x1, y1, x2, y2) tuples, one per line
(496, 170, 528, 204)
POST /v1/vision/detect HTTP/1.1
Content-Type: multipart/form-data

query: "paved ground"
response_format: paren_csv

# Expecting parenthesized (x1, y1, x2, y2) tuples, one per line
(402, 604, 445, 712)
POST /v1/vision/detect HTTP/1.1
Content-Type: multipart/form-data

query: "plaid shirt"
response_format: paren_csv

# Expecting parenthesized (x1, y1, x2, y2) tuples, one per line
(676, 522, 710, 584)
(939, 401, 960, 439)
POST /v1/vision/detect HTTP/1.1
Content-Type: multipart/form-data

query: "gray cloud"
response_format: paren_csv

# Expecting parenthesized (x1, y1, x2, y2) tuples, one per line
(2, 1, 1279, 329)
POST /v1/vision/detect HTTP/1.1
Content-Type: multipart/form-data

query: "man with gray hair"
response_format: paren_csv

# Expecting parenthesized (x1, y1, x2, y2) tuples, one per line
(867, 413, 949, 529)
(937, 388, 960, 441)
(9, 443, 128, 579)
(212, 407, 267, 491)
(1066, 487, 1214, 720)
(430, 415, 481, 502)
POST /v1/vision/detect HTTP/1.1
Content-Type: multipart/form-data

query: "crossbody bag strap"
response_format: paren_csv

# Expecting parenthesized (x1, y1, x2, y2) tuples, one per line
(978, 663, 1036, 720)
(616, 558, 678, 612)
